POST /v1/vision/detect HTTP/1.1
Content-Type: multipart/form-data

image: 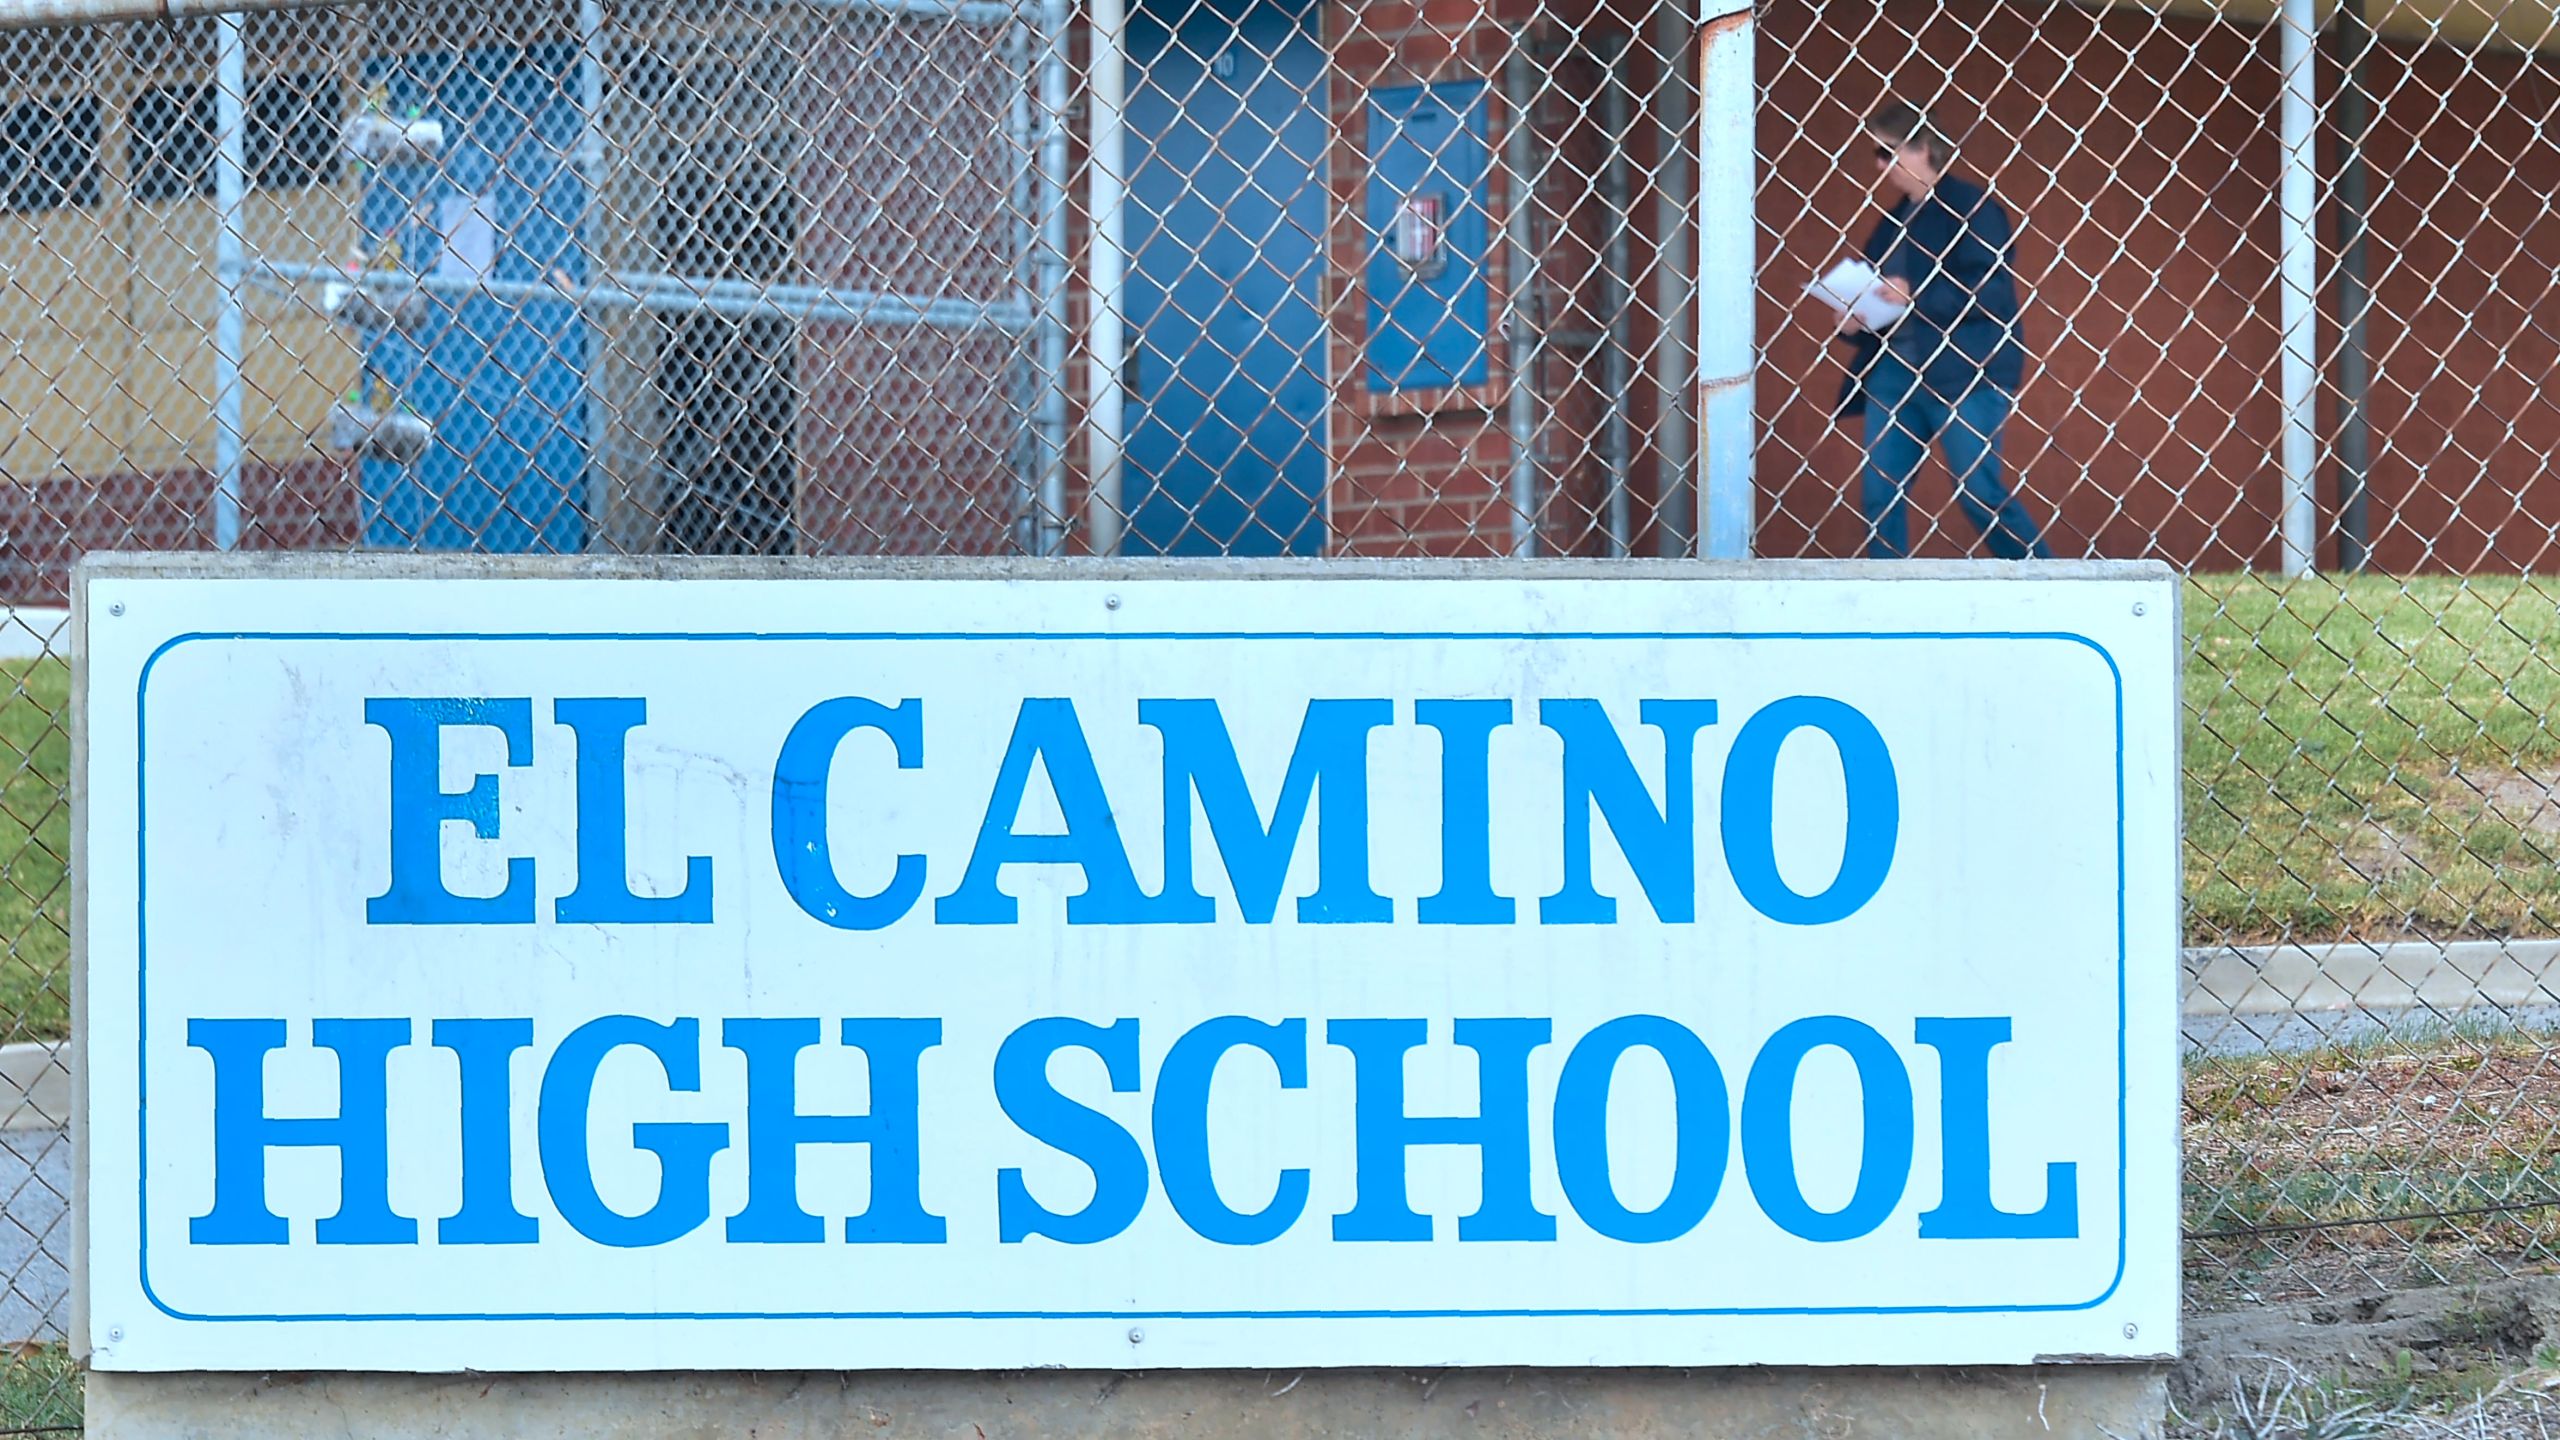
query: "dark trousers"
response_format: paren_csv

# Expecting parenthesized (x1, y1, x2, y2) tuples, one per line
(1859, 360, 2051, 560)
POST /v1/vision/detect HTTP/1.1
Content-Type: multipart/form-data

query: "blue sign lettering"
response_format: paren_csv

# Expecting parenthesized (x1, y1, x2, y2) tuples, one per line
(183, 1012, 2079, 1254)
(364, 693, 1908, 933)
(366, 698, 534, 926)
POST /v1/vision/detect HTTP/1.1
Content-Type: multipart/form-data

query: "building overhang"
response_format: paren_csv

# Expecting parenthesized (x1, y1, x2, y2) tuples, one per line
(2090, 0, 2558, 54)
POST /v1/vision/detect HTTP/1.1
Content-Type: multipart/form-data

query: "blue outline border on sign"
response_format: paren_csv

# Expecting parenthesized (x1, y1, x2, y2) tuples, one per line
(131, 627, 2132, 1324)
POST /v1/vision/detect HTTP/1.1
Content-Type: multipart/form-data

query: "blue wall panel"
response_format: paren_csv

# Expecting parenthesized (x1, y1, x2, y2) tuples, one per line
(1124, 0, 1328, 556)
(1363, 81, 1490, 393)
(359, 42, 589, 553)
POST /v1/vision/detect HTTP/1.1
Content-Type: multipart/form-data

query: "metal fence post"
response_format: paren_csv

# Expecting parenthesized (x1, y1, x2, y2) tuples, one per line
(1697, 0, 1755, 560)
(212, 10, 247, 551)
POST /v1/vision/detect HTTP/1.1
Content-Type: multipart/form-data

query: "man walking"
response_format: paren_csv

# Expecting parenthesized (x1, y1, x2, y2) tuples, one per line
(1837, 101, 2052, 560)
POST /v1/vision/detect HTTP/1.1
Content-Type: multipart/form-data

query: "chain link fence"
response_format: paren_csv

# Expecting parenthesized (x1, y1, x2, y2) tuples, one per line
(0, 0, 2553, 1424)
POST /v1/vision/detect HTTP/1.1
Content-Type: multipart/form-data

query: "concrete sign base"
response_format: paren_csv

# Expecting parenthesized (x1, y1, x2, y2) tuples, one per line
(89, 1364, 2169, 1438)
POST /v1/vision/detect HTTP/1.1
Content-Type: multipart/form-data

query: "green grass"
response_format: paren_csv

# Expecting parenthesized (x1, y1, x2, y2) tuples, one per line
(2186, 574, 2560, 944)
(0, 1346, 80, 1432)
(0, 661, 65, 1046)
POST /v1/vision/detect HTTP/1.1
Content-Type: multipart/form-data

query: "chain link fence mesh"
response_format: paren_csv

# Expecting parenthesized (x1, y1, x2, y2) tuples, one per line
(0, 0, 2551, 1423)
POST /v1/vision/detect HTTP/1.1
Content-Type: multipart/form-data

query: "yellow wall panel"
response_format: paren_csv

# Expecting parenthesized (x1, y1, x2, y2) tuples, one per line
(0, 186, 366, 479)
(127, 188, 359, 338)
(120, 317, 353, 471)
(116, 329, 209, 465)
(0, 209, 129, 348)
(0, 333, 143, 480)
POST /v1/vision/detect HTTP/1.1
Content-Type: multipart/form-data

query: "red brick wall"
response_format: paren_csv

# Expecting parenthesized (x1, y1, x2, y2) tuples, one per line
(1324, 0, 1693, 556)
(0, 457, 358, 605)
(1090, 0, 2560, 568)
(794, 22, 1026, 557)
(1755, 0, 2560, 570)
(1325, 0, 1524, 556)
(2350, 43, 2560, 571)
(1756, 0, 2280, 565)
(795, 322, 1023, 556)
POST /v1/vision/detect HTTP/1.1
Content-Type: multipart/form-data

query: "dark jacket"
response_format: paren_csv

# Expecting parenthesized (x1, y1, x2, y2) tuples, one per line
(1836, 174, 2028, 416)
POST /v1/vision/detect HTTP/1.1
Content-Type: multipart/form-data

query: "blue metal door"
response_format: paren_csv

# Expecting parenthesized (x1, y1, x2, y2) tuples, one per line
(359, 43, 590, 553)
(1124, 0, 1327, 555)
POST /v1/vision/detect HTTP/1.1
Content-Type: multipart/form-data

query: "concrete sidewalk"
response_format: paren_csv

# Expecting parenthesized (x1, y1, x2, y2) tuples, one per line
(0, 1042, 70, 1345)
(0, 607, 66, 664)
(2181, 937, 2560, 1055)
(2185, 938, 2560, 1017)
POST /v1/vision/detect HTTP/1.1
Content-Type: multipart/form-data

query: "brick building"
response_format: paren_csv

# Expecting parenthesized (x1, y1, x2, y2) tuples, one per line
(0, 0, 2549, 594)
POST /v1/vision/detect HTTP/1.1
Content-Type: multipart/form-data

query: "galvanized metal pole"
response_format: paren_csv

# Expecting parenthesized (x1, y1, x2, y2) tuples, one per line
(2276, 0, 2321, 577)
(1084, 0, 1131, 556)
(2334, 0, 2374, 572)
(1008, 17, 1041, 552)
(577, 0, 612, 551)
(1597, 32, 1635, 558)
(1034, 0, 1073, 555)
(1695, 0, 1755, 559)
(212, 11, 248, 551)
(1502, 45, 1542, 559)
(1651, 0, 1697, 557)
(259, 259, 1034, 331)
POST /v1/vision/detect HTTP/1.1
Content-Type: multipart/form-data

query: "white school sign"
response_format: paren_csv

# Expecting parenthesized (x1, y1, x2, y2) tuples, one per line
(76, 559, 2180, 1374)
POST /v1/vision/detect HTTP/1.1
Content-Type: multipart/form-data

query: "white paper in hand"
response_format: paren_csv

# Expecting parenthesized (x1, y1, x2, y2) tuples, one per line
(1807, 258, 1909, 331)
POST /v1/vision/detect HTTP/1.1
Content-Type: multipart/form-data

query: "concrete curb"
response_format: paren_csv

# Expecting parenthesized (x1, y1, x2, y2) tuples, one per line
(0, 607, 66, 663)
(2183, 938, 2560, 1018)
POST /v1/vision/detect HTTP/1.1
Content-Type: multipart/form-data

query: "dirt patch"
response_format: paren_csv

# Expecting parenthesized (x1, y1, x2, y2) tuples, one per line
(2190, 1048, 2560, 1194)
(2345, 820, 2426, 881)
(2179, 1274, 2560, 1414)
(2187, 1045, 2560, 1308)
(2444, 762, 2560, 837)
